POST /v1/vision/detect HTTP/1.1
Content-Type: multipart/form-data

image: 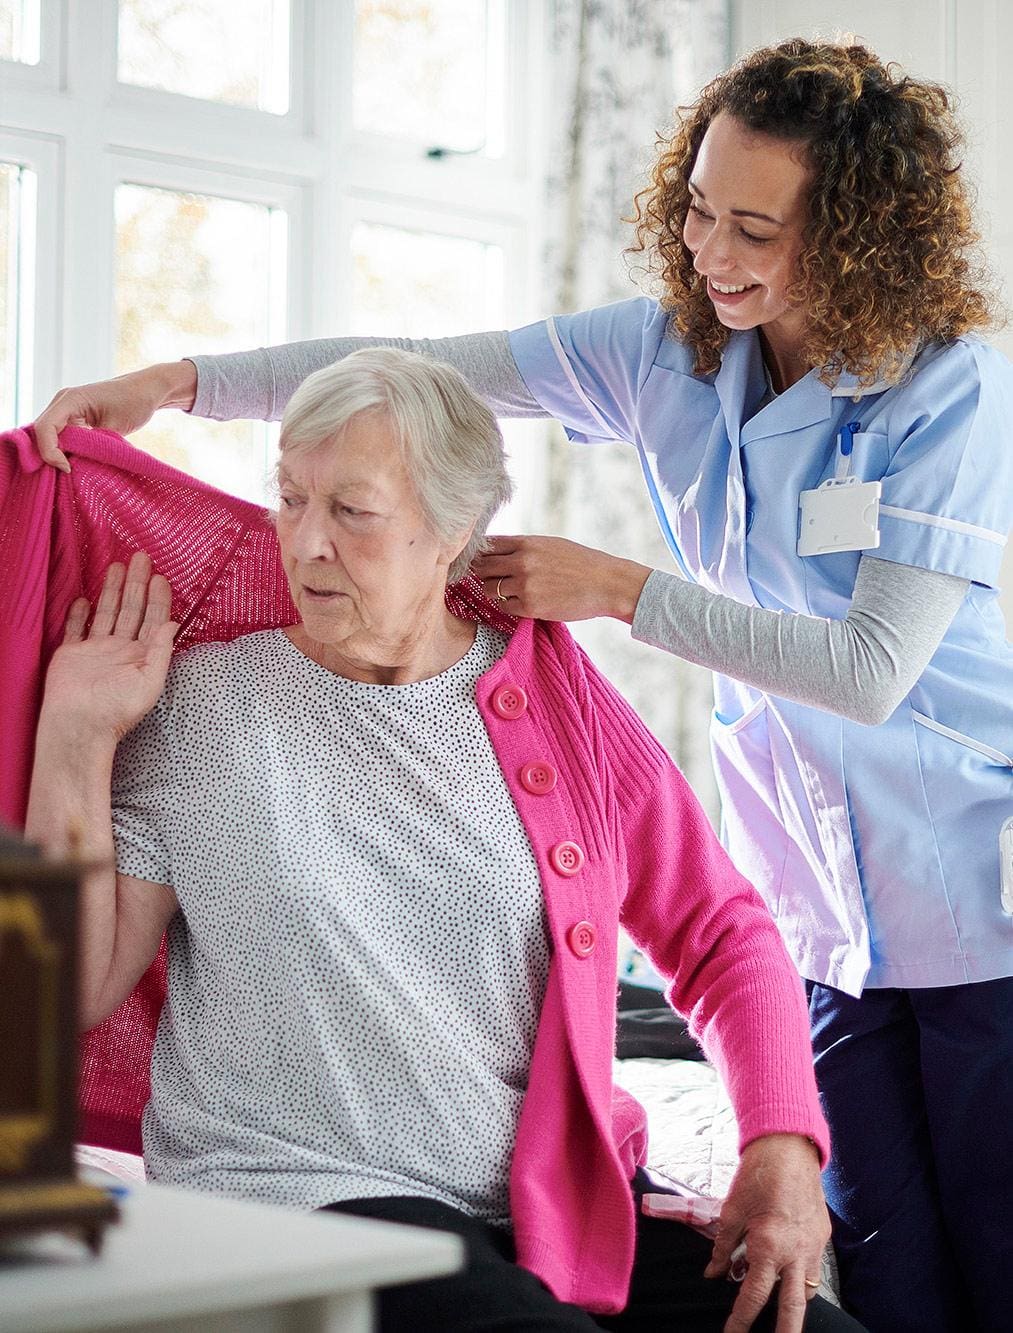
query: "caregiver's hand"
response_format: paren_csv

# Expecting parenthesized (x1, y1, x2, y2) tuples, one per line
(32, 360, 198, 472)
(706, 1134, 831, 1333)
(473, 535, 652, 623)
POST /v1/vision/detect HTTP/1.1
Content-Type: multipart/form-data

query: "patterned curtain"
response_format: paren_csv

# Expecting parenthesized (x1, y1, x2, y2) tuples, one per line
(538, 0, 729, 821)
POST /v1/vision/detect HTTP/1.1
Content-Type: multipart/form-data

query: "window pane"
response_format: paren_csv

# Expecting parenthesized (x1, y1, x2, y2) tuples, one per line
(115, 183, 286, 501)
(117, 0, 290, 114)
(350, 222, 503, 337)
(353, 0, 504, 154)
(0, 161, 35, 426)
(0, 0, 40, 64)
(0, 163, 18, 422)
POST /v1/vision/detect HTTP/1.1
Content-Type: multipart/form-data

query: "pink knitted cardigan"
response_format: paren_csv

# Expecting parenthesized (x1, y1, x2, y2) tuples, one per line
(1, 424, 828, 1314)
(1, 424, 302, 1151)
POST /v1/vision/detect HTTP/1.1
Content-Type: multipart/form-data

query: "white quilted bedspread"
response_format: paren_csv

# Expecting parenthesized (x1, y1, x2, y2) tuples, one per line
(614, 1056, 739, 1197)
(614, 1056, 841, 1304)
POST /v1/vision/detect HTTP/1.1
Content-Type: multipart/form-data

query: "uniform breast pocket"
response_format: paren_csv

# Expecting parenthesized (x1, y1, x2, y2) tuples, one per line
(847, 432, 890, 483)
(799, 431, 891, 599)
(809, 431, 890, 490)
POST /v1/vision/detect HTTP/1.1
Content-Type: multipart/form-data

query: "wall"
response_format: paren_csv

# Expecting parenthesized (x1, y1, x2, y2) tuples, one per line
(730, 0, 1013, 630)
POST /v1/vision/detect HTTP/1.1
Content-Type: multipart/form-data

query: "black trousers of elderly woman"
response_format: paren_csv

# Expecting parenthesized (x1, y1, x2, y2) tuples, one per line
(325, 1184, 866, 1333)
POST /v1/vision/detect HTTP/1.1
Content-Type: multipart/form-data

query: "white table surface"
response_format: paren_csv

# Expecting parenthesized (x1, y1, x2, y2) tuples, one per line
(0, 1180, 463, 1332)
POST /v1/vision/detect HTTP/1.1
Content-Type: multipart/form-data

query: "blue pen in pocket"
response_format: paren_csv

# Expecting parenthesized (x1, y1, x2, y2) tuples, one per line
(835, 421, 861, 479)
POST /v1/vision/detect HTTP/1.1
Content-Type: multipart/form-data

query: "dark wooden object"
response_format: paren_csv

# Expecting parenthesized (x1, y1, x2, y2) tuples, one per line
(0, 827, 118, 1252)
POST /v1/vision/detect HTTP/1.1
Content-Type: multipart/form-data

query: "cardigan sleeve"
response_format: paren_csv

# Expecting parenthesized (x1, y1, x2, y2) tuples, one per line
(583, 660, 830, 1164)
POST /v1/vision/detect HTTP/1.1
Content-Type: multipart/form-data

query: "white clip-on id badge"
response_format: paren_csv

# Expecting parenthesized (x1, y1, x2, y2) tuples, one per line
(798, 421, 882, 557)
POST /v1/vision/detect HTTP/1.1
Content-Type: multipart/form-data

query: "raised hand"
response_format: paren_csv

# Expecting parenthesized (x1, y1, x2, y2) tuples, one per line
(41, 551, 179, 744)
(31, 360, 198, 471)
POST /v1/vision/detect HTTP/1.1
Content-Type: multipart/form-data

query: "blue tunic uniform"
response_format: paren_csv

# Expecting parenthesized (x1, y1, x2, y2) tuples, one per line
(510, 297, 1013, 997)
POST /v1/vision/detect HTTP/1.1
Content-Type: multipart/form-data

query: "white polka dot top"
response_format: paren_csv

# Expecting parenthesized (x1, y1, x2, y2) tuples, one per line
(111, 624, 550, 1223)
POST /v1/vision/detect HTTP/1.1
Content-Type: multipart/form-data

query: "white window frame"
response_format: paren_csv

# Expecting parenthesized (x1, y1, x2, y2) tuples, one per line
(112, 0, 303, 126)
(0, 128, 59, 420)
(334, 0, 514, 171)
(339, 194, 527, 336)
(103, 152, 304, 368)
(0, 0, 547, 428)
(0, 0, 60, 89)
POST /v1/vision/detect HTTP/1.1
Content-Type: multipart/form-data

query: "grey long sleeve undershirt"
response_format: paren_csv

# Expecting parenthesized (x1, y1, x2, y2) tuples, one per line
(189, 331, 543, 422)
(633, 559, 968, 726)
(187, 333, 969, 726)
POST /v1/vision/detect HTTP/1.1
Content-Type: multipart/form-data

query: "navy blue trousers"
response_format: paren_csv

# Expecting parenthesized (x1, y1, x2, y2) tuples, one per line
(807, 977, 1013, 1333)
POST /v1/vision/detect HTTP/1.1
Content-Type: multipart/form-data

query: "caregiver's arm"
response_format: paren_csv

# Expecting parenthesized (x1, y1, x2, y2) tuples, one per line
(476, 541, 968, 727)
(32, 331, 543, 468)
(192, 330, 544, 421)
(633, 556, 967, 725)
(24, 554, 179, 1029)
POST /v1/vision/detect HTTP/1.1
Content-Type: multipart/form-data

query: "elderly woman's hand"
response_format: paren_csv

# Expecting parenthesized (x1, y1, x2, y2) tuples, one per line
(31, 361, 198, 472)
(705, 1133, 831, 1333)
(40, 551, 178, 746)
(472, 534, 652, 623)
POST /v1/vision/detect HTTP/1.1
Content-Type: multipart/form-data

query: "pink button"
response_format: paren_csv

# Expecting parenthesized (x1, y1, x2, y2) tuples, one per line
(491, 683, 528, 720)
(549, 841, 585, 877)
(520, 761, 557, 795)
(567, 920, 597, 958)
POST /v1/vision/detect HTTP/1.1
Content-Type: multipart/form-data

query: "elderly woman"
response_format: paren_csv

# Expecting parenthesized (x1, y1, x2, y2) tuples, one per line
(31, 39, 1011, 1333)
(25, 350, 861, 1333)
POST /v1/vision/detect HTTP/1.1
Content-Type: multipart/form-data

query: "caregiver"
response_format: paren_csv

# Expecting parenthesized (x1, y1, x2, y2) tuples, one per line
(32, 39, 1013, 1333)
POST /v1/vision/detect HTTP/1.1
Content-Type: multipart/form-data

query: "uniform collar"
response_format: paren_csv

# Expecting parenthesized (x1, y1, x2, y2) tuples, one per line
(829, 364, 909, 398)
(723, 332, 832, 445)
(724, 332, 907, 445)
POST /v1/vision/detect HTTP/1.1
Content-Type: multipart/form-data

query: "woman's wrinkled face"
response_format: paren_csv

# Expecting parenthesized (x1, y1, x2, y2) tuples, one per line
(276, 411, 457, 667)
(683, 112, 812, 345)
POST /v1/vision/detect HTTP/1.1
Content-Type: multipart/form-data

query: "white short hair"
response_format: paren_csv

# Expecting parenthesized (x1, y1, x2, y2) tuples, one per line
(279, 347, 513, 583)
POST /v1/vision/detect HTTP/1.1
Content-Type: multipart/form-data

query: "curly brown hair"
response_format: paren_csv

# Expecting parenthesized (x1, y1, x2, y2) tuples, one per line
(628, 38, 995, 385)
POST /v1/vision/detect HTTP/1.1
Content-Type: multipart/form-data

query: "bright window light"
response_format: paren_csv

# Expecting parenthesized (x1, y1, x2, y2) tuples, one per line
(114, 182, 287, 501)
(0, 0, 41, 65)
(117, 0, 290, 115)
(353, 0, 506, 155)
(0, 161, 36, 425)
(351, 222, 504, 336)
